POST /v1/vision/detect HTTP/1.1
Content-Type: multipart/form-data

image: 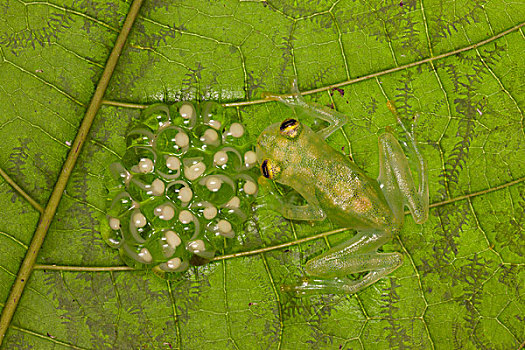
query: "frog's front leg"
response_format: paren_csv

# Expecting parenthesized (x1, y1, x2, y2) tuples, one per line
(281, 228, 403, 294)
(257, 177, 326, 221)
(262, 79, 347, 139)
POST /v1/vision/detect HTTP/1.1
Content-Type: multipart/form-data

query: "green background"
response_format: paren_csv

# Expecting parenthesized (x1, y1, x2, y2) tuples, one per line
(0, 0, 523, 349)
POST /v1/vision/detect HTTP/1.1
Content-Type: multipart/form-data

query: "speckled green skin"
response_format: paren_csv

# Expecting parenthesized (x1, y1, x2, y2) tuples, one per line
(101, 102, 259, 278)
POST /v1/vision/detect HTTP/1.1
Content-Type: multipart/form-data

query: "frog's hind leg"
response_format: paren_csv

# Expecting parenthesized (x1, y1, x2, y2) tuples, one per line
(262, 79, 347, 139)
(281, 229, 403, 294)
(377, 109, 429, 224)
(283, 264, 401, 294)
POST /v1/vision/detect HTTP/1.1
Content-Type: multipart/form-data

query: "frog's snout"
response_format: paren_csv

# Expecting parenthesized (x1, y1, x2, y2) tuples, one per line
(256, 122, 283, 165)
(257, 123, 279, 144)
(255, 129, 269, 149)
(256, 133, 272, 157)
(255, 130, 271, 162)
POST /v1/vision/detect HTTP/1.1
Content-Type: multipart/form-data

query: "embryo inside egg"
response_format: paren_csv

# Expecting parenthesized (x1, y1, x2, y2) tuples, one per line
(102, 101, 259, 278)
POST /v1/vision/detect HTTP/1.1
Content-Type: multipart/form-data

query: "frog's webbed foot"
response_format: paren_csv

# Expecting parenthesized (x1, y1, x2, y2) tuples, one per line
(281, 230, 403, 295)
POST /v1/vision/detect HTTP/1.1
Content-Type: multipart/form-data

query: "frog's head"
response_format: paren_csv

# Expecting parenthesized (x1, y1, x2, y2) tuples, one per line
(256, 118, 303, 180)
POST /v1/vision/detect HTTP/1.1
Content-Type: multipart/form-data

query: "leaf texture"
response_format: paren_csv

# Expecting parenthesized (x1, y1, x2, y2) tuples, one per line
(0, 0, 524, 349)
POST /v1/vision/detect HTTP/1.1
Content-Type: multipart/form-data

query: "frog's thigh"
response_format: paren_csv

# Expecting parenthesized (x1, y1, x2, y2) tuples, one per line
(306, 251, 402, 278)
(377, 132, 428, 224)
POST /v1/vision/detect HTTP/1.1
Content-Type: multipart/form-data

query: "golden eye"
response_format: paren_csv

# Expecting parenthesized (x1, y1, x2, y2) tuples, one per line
(261, 159, 281, 179)
(279, 118, 301, 138)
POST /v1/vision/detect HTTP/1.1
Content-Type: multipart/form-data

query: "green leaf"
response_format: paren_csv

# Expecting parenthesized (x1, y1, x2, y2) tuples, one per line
(1, 0, 524, 349)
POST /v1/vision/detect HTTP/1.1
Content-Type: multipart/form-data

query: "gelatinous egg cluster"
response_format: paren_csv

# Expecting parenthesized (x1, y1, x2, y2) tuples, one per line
(101, 102, 259, 277)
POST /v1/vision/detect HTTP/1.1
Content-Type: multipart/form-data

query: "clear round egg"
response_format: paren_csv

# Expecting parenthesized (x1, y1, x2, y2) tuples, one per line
(102, 101, 260, 278)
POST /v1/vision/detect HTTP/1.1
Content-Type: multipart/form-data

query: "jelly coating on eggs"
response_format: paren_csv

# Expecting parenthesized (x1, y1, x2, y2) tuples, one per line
(101, 102, 259, 278)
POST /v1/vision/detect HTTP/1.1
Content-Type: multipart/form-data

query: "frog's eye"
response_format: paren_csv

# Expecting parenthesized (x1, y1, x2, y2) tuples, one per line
(261, 159, 281, 179)
(279, 118, 301, 139)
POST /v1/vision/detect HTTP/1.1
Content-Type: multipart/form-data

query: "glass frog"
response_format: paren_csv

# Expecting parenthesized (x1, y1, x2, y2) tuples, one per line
(256, 81, 429, 294)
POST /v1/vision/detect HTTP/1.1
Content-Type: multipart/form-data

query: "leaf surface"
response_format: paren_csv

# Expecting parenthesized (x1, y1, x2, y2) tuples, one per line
(0, 0, 523, 349)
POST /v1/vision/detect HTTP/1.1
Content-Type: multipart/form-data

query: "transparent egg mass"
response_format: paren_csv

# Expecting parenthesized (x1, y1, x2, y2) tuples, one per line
(101, 102, 259, 278)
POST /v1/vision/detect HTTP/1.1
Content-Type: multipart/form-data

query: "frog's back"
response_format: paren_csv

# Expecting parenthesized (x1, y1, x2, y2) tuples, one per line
(293, 128, 394, 230)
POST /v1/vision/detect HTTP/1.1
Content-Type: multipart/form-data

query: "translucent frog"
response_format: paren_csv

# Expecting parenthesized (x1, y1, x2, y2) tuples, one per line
(256, 81, 429, 294)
